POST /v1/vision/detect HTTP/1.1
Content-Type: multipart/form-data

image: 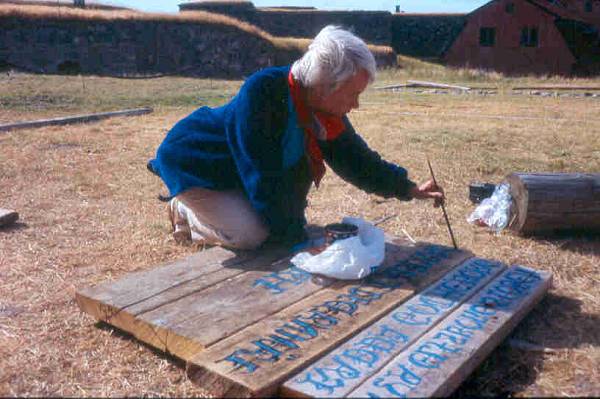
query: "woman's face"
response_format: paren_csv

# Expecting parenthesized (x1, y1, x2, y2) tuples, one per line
(309, 69, 370, 117)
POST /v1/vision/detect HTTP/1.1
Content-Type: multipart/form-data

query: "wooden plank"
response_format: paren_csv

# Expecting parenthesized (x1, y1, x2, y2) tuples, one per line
(187, 244, 472, 397)
(76, 246, 255, 319)
(281, 257, 506, 398)
(374, 84, 412, 90)
(76, 246, 289, 360)
(407, 80, 471, 91)
(348, 266, 552, 398)
(130, 239, 421, 359)
(512, 85, 600, 91)
(0, 208, 19, 227)
(0, 107, 153, 132)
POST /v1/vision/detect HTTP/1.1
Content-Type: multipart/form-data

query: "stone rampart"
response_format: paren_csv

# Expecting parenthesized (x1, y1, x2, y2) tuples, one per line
(0, 15, 281, 77)
(250, 10, 392, 46)
(180, 4, 392, 45)
(0, 12, 396, 77)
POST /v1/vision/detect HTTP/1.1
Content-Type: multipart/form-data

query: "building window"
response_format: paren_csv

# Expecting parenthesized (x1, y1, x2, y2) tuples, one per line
(585, 0, 593, 12)
(506, 2, 515, 13)
(520, 27, 539, 47)
(480, 27, 496, 47)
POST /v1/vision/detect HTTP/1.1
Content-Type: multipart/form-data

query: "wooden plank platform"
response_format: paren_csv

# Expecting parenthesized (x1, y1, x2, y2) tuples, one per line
(186, 243, 470, 397)
(76, 236, 550, 398)
(281, 257, 506, 398)
(347, 266, 551, 398)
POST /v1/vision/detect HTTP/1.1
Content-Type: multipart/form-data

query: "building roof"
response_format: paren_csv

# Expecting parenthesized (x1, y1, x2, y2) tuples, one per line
(527, 0, 600, 25)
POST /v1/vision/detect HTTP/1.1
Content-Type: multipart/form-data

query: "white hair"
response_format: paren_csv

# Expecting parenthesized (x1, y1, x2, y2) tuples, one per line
(291, 25, 376, 91)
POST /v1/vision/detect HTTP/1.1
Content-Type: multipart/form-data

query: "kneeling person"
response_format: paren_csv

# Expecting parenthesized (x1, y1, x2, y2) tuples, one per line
(148, 25, 444, 249)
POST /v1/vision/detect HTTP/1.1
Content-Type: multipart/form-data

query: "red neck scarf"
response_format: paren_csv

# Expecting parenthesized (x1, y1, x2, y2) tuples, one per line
(288, 71, 345, 187)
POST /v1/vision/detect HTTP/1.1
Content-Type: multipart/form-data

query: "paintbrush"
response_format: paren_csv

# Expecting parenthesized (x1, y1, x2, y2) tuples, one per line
(426, 157, 458, 249)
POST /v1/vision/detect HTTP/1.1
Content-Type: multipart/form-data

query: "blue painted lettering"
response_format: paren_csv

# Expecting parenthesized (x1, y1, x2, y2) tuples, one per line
(295, 355, 360, 394)
(342, 348, 379, 367)
(432, 330, 469, 346)
(220, 349, 259, 372)
(371, 364, 421, 396)
(408, 343, 448, 369)
(455, 315, 485, 331)
(393, 310, 431, 326)
(274, 319, 318, 341)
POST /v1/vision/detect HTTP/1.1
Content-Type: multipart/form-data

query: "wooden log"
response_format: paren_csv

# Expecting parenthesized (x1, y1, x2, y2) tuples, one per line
(0, 209, 19, 227)
(506, 173, 600, 235)
(407, 80, 471, 91)
(374, 84, 412, 90)
(281, 258, 505, 398)
(0, 107, 153, 133)
(348, 266, 552, 398)
(186, 244, 472, 398)
(512, 86, 600, 91)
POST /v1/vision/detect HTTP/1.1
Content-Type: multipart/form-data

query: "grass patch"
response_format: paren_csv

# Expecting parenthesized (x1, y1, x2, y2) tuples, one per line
(1, 65, 598, 397)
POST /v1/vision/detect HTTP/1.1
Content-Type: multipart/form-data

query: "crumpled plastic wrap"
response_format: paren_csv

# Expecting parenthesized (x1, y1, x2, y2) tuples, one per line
(290, 217, 385, 280)
(467, 183, 513, 233)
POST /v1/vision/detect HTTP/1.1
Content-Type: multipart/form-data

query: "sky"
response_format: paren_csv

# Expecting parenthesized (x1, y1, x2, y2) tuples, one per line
(104, 0, 490, 14)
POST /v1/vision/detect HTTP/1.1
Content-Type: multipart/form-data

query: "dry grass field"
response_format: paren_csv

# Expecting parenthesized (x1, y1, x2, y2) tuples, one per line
(1, 62, 599, 397)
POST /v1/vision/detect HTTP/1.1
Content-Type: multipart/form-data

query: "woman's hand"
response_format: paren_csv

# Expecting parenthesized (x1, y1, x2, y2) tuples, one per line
(409, 179, 445, 208)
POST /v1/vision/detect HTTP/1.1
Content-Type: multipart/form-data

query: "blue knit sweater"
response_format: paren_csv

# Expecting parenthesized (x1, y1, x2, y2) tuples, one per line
(149, 66, 416, 242)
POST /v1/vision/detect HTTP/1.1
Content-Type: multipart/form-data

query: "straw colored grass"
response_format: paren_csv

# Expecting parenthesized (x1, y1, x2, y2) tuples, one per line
(0, 67, 598, 396)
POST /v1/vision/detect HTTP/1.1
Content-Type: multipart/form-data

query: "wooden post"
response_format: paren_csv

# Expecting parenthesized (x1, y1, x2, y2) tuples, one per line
(0, 107, 153, 133)
(506, 173, 600, 235)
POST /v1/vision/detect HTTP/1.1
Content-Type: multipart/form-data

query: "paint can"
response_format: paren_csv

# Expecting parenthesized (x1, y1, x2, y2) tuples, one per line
(324, 223, 359, 245)
(310, 223, 359, 285)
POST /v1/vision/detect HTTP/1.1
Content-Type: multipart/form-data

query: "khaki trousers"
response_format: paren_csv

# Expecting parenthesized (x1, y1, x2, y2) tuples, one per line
(168, 187, 269, 250)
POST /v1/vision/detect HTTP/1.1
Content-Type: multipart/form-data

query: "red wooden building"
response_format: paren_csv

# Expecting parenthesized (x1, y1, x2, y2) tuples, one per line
(445, 0, 600, 75)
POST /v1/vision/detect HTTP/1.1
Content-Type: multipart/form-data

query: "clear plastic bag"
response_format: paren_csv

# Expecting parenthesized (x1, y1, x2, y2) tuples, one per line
(290, 217, 385, 280)
(467, 183, 513, 233)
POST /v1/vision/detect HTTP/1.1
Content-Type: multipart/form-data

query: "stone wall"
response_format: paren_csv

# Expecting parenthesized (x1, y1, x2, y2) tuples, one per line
(0, 15, 281, 77)
(0, 13, 396, 78)
(392, 14, 467, 59)
(251, 10, 392, 45)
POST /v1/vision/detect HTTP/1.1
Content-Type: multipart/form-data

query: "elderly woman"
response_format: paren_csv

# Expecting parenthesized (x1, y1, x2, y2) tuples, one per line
(148, 26, 444, 249)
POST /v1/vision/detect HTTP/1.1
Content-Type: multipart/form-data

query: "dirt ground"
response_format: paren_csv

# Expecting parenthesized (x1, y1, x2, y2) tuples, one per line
(0, 71, 599, 397)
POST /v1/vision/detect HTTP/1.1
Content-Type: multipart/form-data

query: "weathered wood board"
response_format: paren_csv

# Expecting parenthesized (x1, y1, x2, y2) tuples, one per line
(0, 107, 153, 132)
(186, 244, 471, 397)
(77, 236, 549, 398)
(77, 237, 448, 362)
(76, 246, 289, 359)
(348, 266, 552, 398)
(281, 257, 506, 398)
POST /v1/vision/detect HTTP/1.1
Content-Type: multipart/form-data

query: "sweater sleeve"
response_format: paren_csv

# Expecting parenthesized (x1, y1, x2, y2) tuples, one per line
(320, 116, 416, 200)
(225, 71, 294, 235)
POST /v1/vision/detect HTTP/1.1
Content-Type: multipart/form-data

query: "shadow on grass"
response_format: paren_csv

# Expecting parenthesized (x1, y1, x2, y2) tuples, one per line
(455, 292, 599, 396)
(0, 221, 28, 233)
(528, 230, 600, 257)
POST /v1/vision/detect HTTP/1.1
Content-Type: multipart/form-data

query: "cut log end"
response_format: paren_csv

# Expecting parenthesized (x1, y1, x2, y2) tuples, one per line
(507, 172, 600, 235)
(0, 209, 19, 227)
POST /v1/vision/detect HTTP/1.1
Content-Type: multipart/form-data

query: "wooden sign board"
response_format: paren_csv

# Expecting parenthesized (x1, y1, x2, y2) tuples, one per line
(77, 238, 459, 363)
(186, 244, 471, 397)
(77, 238, 549, 398)
(281, 257, 506, 398)
(348, 266, 552, 398)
